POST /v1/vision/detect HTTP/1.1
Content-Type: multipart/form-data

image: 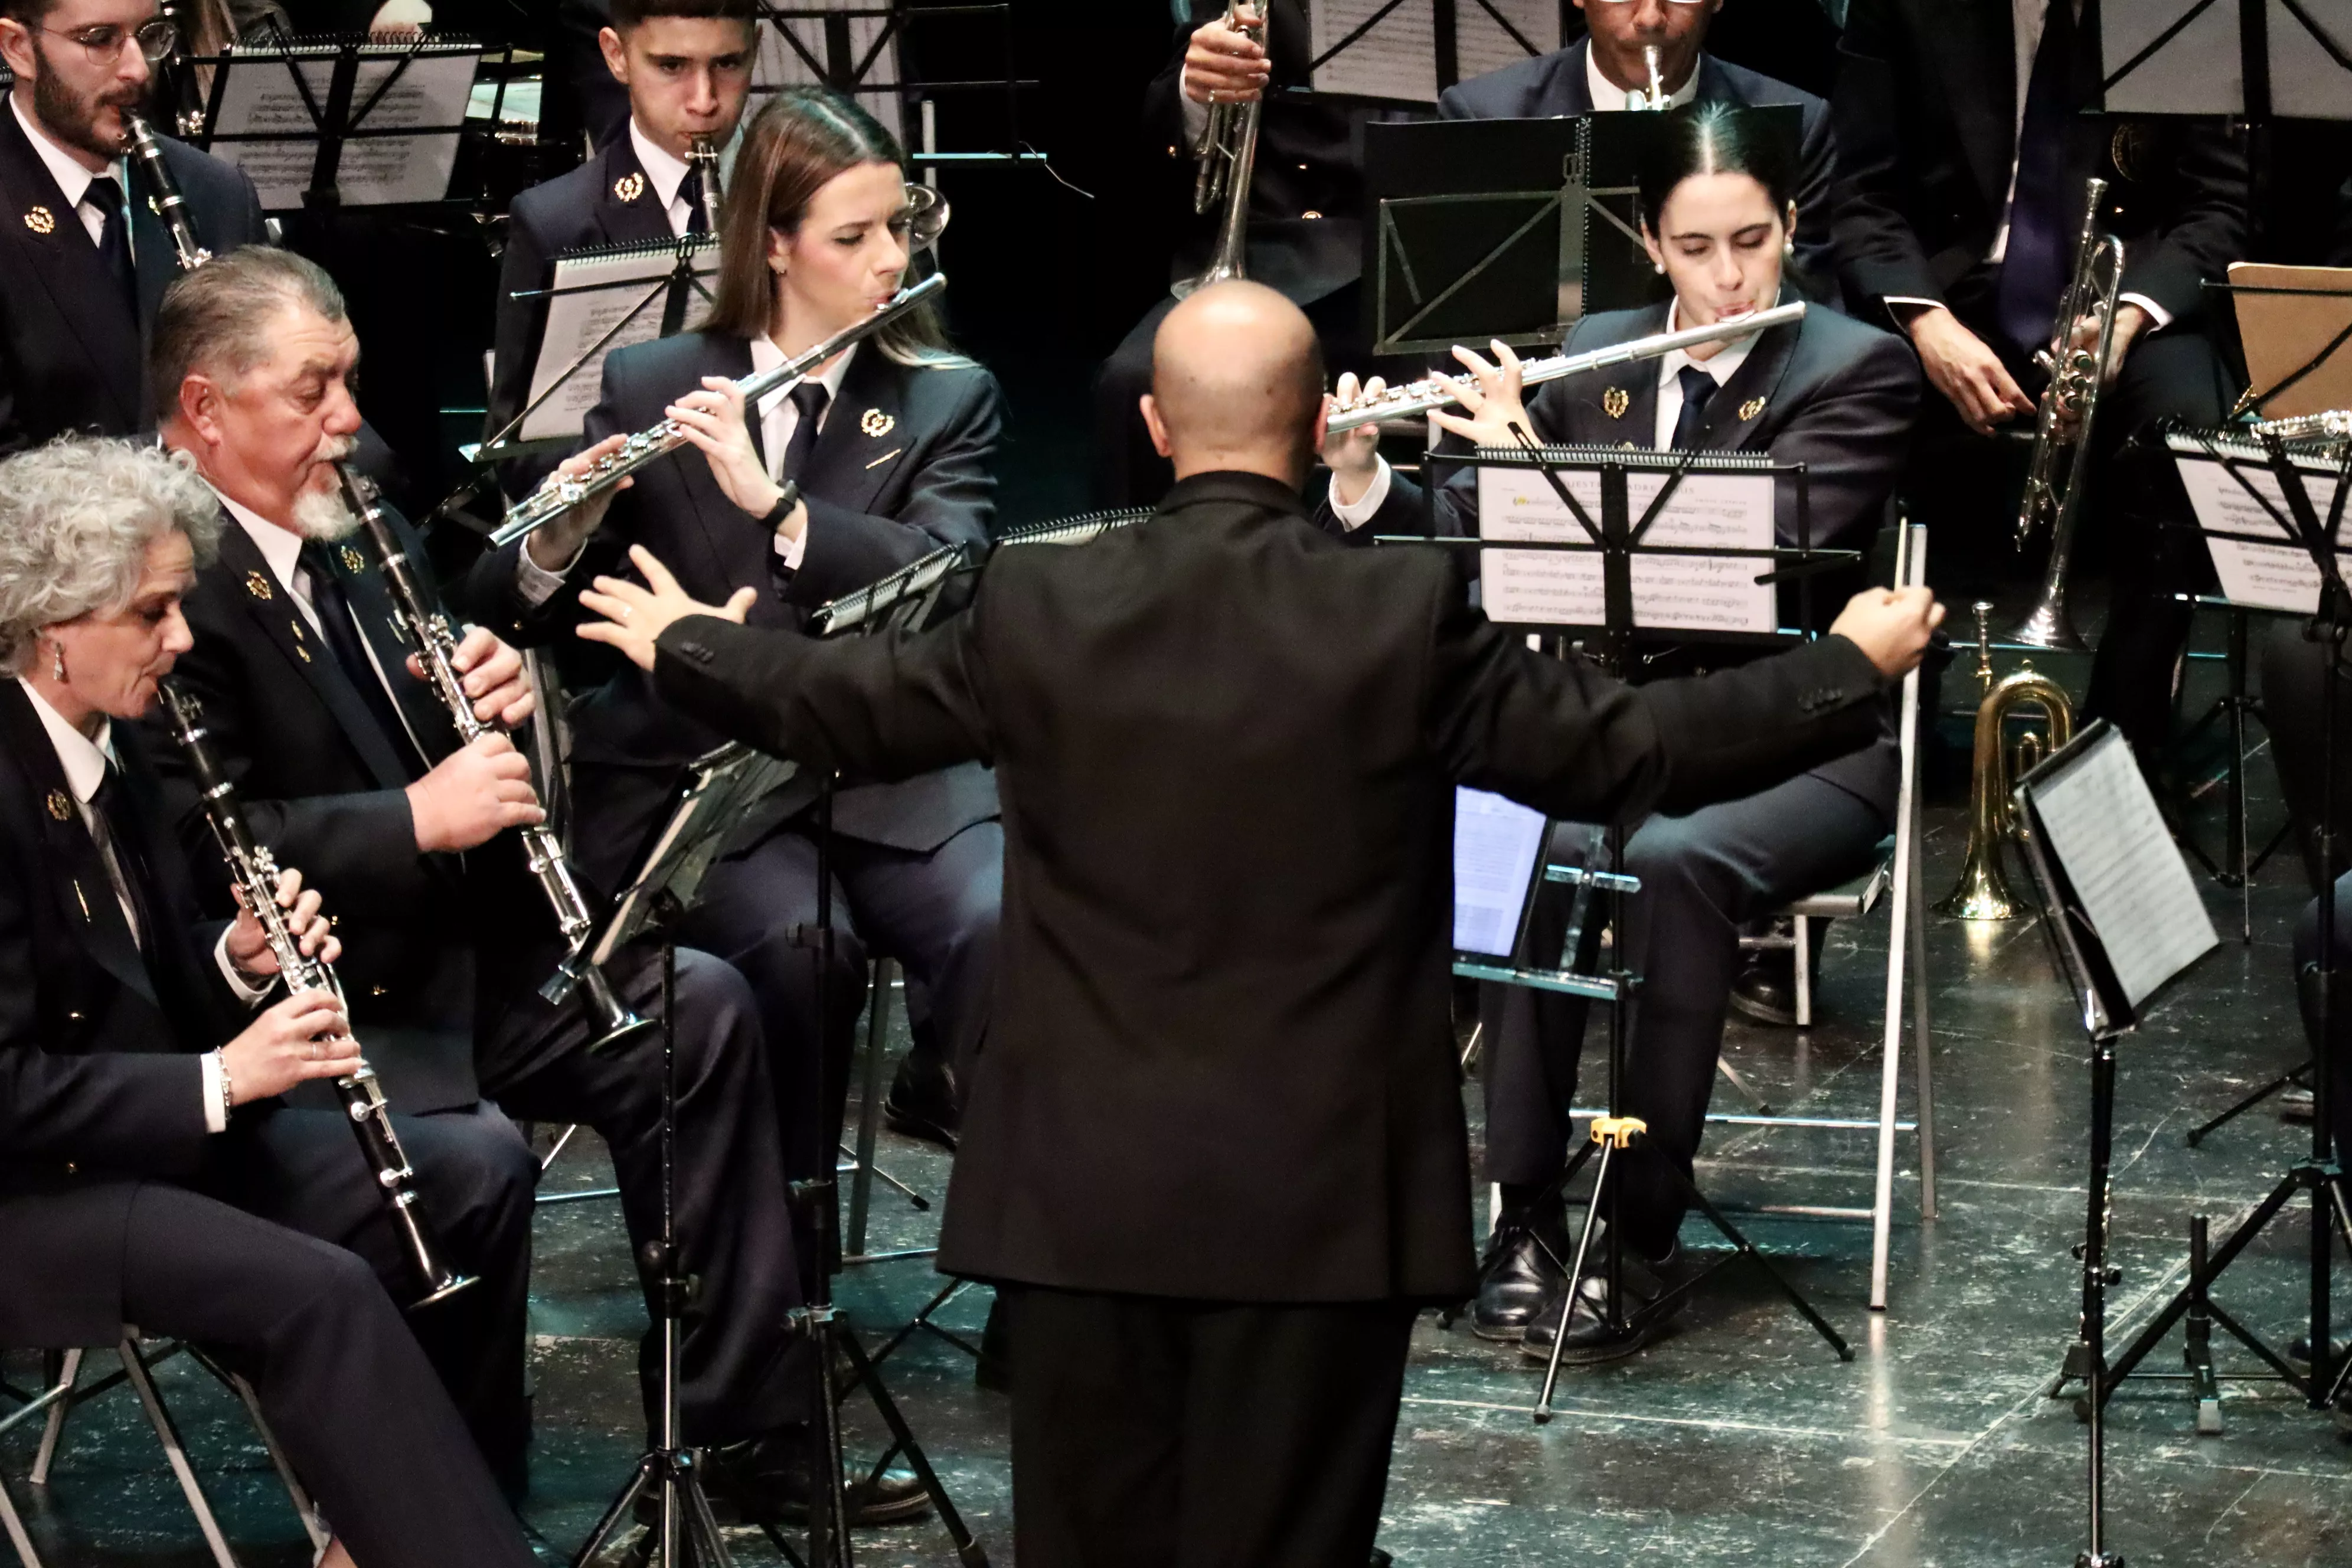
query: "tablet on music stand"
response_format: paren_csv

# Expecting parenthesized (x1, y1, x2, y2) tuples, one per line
(1452, 785, 1551, 966)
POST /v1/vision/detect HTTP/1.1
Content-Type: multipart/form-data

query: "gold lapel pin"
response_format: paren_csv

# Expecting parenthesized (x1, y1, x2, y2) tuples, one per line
(859, 408, 895, 438)
(245, 570, 273, 600)
(72, 878, 90, 922)
(23, 205, 54, 235)
(339, 544, 366, 575)
(1602, 387, 1631, 420)
(614, 172, 646, 204)
(45, 789, 71, 822)
(1739, 396, 1767, 422)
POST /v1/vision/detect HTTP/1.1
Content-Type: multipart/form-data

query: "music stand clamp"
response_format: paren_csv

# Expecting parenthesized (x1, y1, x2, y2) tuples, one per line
(1414, 436, 1864, 1422)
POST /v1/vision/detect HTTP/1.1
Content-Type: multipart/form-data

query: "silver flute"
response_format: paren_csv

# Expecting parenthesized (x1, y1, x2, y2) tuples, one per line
(1325, 302, 1807, 433)
(124, 112, 210, 274)
(334, 465, 657, 1053)
(158, 680, 475, 1308)
(490, 271, 950, 549)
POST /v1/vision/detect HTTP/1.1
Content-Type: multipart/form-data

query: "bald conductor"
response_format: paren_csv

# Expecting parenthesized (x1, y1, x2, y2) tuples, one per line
(576, 281, 1942, 1568)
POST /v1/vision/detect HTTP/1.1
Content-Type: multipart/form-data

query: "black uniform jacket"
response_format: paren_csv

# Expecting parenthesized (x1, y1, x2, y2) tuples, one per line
(464, 330, 1003, 895)
(1438, 40, 1839, 287)
(486, 133, 676, 494)
(0, 682, 243, 1345)
(142, 506, 544, 1113)
(1319, 299, 1918, 812)
(0, 107, 267, 453)
(646, 469, 1890, 1302)
(1832, 0, 2247, 330)
(1142, 0, 1369, 306)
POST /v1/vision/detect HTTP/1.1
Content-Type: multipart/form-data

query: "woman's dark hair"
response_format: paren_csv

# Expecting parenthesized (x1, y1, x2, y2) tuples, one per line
(706, 87, 961, 364)
(1634, 103, 1799, 237)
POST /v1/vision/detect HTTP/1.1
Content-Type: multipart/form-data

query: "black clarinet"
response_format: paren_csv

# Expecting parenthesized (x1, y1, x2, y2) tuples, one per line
(334, 464, 656, 1052)
(123, 112, 210, 275)
(158, 681, 475, 1308)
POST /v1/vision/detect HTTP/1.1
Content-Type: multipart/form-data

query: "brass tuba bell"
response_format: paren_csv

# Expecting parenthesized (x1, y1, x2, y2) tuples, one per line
(1937, 604, 2076, 921)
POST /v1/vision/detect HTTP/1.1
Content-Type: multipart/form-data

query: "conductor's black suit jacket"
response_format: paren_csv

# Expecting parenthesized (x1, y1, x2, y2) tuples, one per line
(645, 469, 1889, 1302)
(463, 331, 1003, 895)
(0, 682, 241, 1345)
(0, 107, 266, 453)
(1831, 0, 2246, 333)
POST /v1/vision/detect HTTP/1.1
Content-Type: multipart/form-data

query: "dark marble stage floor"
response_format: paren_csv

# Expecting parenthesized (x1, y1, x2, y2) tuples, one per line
(7, 609, 2351, 1566)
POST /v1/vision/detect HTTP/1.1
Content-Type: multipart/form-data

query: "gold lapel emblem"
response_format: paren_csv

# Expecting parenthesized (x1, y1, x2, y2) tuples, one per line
(1602, 387, 1631, 420)
(1739, 396, 1767, 422)
(339, 544, 366, 575)
(244, 570, 274, 600)
(289, 620, 311, 661)
(23, 205, 54, 235)
(614, 172, 646, 204)
(45, 789, 71, 822)
(859, 408, 895, 438)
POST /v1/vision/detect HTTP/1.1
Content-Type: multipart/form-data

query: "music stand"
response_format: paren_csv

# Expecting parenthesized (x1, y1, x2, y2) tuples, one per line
(750, 3, 1043, 175)
(1305, 0, 1560, 103)
(1399, 436, 1865, 1418)
(2011, 719, 2219, 1568)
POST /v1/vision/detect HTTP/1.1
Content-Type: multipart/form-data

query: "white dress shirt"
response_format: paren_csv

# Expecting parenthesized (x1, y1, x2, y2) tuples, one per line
(18, 679, 259, 1133)
(627, 118, 741, 239)
(9, 89, 135, 259)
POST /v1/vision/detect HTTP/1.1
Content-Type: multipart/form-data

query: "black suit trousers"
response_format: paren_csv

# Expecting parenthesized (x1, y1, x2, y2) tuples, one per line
(681, 819, 1002, 1184)
(117, 1180, 537, 1568)
(1481, 772, 1888, 1255)
(2263, 622, 2352, 1164)
(998, 1284, 1416, 1568)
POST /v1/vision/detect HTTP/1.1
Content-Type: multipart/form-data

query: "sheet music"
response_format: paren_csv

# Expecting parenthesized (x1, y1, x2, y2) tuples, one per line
(1453, 786, 1548, 958)
(752, 0, 903, 142)
(1474, 466, 1778, 632)
(2026, 729, 2216, 1011)
(2171, 441, 2347, 615)
(521, 242, 720, 442)
(2270, 0, 2352, 120)
(1311, 0, 1554, 102)
(208, 41, 479, 208)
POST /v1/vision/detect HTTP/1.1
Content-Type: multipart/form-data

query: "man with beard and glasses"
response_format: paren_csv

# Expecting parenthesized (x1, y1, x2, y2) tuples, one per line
(141, 245, 904, 1525)
(0, 0, 267, 453)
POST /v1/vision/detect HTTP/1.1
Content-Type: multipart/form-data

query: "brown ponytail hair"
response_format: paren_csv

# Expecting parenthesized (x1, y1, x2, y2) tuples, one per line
(706, 86, 962, 366)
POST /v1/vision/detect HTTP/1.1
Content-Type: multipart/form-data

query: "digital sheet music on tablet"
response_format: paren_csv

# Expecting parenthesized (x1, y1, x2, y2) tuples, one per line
(1452, 786, 1549, 959)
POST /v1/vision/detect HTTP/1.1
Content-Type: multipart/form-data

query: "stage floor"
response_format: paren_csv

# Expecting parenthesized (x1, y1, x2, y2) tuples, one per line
(6, 619, 2351, 1566)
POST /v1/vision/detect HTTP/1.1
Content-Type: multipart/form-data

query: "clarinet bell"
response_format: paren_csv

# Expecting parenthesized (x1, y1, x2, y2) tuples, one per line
(580, 961, 659, 1055)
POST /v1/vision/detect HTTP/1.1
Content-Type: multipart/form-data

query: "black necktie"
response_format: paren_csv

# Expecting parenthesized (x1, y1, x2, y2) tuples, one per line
(779, 383, 831, 485)
(681, 166, 710, 236)
(1995, 0, 2077, 355)
(90, 765, 158, 953)
(82, 175, 138, 320)
(1669, 365, 1719, 451)
(661, 169, 710, 337)
(300, 544, 426, 781)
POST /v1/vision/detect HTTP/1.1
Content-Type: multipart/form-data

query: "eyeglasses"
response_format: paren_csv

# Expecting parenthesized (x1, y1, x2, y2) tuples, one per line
(38, 17, 179, 64)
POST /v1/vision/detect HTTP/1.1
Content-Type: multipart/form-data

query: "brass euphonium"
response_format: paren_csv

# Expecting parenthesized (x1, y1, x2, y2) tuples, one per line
(1174, 0, 1266, 299)
(1938, 604, 2077, 920)
(2007, 178, 2124, 652)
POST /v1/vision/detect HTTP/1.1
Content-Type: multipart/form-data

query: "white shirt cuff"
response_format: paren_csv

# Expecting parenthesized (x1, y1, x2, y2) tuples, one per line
(200, 1051, 229, 1133)
(1178, 68, 1210, 146)
(2118, 292, 2172, 331)
(772, 519, 808, 572)
(215, 928, 273, 1007)
(1327, 457, 1392, 531)
(516, 539, 583, 607)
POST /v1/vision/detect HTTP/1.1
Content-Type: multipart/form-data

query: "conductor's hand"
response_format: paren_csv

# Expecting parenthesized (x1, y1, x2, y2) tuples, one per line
(1426, 341, 1534, 452)
(577, 544, 754, 672)
(220, 989, 359, 1105)
(1830, 587, 1945, 681)
(226, 867, 341, 980)
(522, 434, 632, 574)
(407, 734, 543, 854)
(1321, 373, 1387, 506)
(1184, 3, 1269, 105)
(407, 626, 535, 729)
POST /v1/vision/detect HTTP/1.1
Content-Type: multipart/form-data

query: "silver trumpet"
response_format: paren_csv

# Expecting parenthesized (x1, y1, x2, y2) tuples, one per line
(125, 112, 210, 274)
(686, 133, 723, 234)
(1325, 301, 1805, 434)
(2007, 177, 2124, 652)
(333, 465, 657, 1054)
(1174, 0, 1266, 299)
(157, 681, 475, 1308)
(489, 270, 949, 549)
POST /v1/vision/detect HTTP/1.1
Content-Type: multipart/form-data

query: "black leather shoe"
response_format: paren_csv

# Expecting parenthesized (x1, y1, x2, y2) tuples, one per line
(2287, 1334, 2351, 1376)
(1471, 1230, 1565, 1342)
(1728, 948, 1799, 1027)
(2281, 1086, 2316, 1125)
(685, 1432, 933, 1528)
(883, 1052, 960, 1151)
(1520, 1240, 1680, 1367)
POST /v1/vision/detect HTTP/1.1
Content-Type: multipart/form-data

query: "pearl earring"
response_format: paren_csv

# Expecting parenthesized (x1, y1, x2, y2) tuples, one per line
(1652, 260, 1666, 275)
(50, 642, 64, 682)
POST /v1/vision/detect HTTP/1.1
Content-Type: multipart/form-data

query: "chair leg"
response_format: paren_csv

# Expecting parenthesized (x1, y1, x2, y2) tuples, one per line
(1910, 815, 1938, 1223)
(0, 1464, 40, 1568)
(847, 958, 895, 1256)
(1793, 913, 1814, 1028)
(183, 1349, 328, 1556)
(117, 1341, 240, 1568)
(27, 1351, 79, 1486)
